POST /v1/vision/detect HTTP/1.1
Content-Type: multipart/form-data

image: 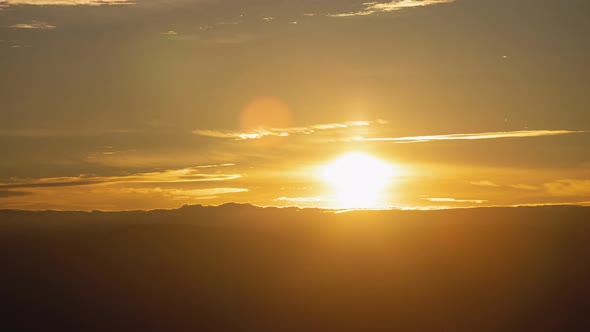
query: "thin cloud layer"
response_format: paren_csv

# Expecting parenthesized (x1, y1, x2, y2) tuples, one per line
(469, 179, 590, 195)
(120, 187, 248, 200)
(276, 196, 326, 203)
(9, 21, 56, 30)
(365, 130, 586, 144)
(545, 179, 590, 197)
(0, 165, 247, 209)
(470, 180, 500, 188)
(329, 0, 456, 17)
(0, 165, 242, 190)
(0, 0, 133, 7)
(194, 120, 382, 140)
(424, 197, 487, 204)
(0, 128, 137, 137)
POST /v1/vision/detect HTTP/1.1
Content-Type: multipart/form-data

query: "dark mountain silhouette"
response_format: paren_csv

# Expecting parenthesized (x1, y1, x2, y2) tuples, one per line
(1, 204, 589, 331)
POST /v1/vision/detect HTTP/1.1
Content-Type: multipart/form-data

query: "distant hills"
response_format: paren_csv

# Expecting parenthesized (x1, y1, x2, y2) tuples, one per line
(2, 202, 589, 225)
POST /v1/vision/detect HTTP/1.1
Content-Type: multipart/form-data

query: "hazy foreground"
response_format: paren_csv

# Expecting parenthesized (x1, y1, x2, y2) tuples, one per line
(1, 205, 589, 331)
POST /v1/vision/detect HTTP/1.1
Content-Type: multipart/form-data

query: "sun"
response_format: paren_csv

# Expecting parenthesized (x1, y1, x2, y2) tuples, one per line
(321, 152, 396, 209)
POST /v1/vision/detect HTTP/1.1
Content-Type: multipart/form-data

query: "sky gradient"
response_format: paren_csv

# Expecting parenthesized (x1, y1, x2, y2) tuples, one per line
(1, 0, 589, 210)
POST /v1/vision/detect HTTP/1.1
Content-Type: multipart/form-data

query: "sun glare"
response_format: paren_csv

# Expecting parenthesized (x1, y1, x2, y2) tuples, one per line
(321, 152, 396, 209)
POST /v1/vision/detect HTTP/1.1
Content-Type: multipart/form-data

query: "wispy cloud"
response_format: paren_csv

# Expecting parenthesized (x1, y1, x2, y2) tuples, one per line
(423, 197, 488, 204)
(194, 120, 383, 140)
(275, 196, 326, 203)
(195, 163, 236, 169)
(0, 39, 30, 48)
(509, 184, 540, 191)
(364, 130, 586, 144)
(470, 180, 500, 188)
(9, 21, 56, 30)
(471, 179, 589, 195)
(0, 128, 137, 137)
(544, 179, 590, 197)
(0, 165, 247, 209)
(0, 180, 101, 189)
(216, 21, 243, 26)
(0, 0, 133, 7)
(329, 0, 456, 17)
(0, 165, 242, 190)
(509, 201, 590, 208)
(121, 187, 248, 200)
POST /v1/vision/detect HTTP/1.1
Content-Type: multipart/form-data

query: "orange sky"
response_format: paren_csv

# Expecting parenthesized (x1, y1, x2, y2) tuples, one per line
(0, 0, 589, 210)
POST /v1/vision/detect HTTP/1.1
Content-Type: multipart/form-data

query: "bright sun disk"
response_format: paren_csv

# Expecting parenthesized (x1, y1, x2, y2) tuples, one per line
(321, 152, 396, 209)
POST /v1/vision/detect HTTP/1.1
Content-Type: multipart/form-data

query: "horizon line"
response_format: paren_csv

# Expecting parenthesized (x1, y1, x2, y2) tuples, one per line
(1, 201, 589, 214)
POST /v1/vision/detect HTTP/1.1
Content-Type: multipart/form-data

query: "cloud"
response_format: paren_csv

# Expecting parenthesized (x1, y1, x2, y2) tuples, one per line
(0, 165, 246, 209)
(216, 21, 242, 26)
(510, 184, 540, 191)
(424, 197, 488, 204)
(276, 196, 326, 203)
(0, 39, 29, 48)
(544, 179, 590, 197)
(0, 128, 137, 137)
(509, 201, 590, 208)
(9, 21, 56, 30)
(194, 120, 383, 140)
(470, 180, 500, 188)
(0, 165, 242, 190)
(469, 180, 589, 195)
(329, 0, 456, 17)
(0, 0, 133, 7)
(160, 30, 178, 36)
(0, 180, 101, 189)
(195, 163, 235, 169)
(364, 130, 586, 144)
(121, 187, 248, 200)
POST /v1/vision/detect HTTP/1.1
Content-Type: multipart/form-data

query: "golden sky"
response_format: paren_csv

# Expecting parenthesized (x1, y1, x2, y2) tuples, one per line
(0, 0, 589, 210)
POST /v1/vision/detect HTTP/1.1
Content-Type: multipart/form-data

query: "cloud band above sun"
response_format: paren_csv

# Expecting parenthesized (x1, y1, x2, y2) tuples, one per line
(329, 0, 456, 17)
(193, 120, 385, 140)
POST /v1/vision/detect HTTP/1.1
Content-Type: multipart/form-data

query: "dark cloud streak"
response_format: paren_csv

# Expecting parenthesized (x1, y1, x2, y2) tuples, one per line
(0, 190, 32, 198)
(0, 180, 102, 189)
